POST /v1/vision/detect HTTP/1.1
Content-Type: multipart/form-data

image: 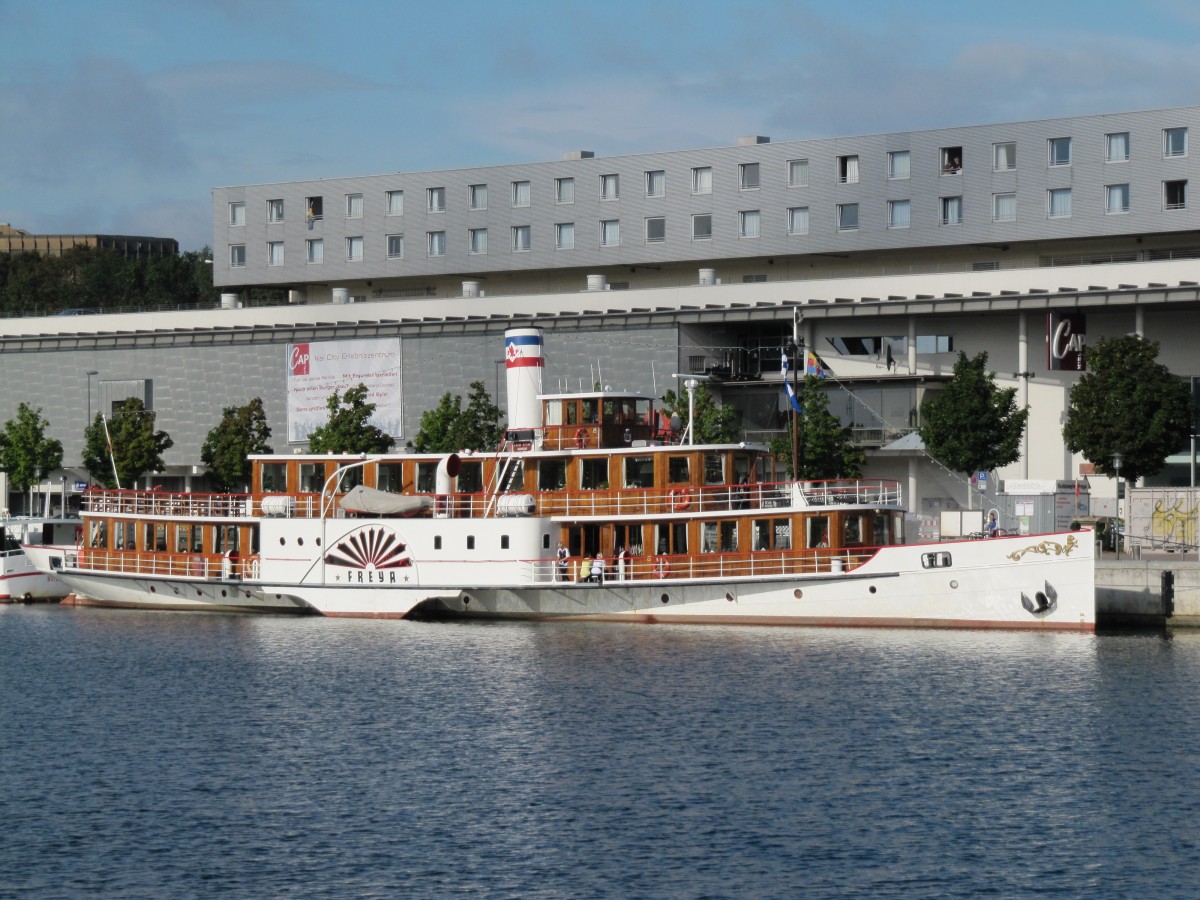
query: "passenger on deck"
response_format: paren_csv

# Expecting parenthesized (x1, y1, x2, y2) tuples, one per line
(592, 553, 606, 584)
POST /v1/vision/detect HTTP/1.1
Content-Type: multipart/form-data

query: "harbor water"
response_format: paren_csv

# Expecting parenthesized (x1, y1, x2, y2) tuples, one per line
(3, 606, 1200, 898)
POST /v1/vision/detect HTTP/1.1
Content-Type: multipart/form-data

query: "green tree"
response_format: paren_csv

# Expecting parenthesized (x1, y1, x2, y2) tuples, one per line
(307, 384, 395, 454)
(1063, 335, 1192, 484)
(201, 397, 273, 491)
(660, 382, 739, 444)
(919, 351, 1028, 489)
(789, 375, 866, 479)
(0, 402, 64, 491)
(82, 398, 174, 488)
(413, 380, 505, 453)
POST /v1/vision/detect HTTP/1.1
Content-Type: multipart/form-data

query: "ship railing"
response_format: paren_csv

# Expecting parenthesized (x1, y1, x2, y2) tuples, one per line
(68, 548, 239, 580)
(794, 479, 902, 507)
(526, 546, 880, 583)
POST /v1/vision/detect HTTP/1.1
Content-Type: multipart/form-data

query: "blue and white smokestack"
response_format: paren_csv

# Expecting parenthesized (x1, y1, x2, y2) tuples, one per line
(504, 327, 544, 431)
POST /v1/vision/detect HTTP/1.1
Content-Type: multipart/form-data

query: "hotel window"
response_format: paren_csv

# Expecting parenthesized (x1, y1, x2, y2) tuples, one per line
(600, 219, 620, 246)
(888, 199, 910, 229)
(940, 146, 962, 173)
(305, 196, 323, 221)
(1048, 188, 1072, 218)
(645, 169, 665, 198)
(267, 241, 284, 266)
(993, 193, 1016, 222)
(645, 216, 666, 243)
(1106, 132, 1130, 162)
(1105, 184, 1130, 214)
(427, 230, 445, 256)
(512, 180, 531, 207)
(345, 193, 363, 218)
(555, 177, 574, 204)
(469, 184, 487, 210)
(427, 187, 446, 213)
(692, 166, 712, 194)
(306, 238, 323, 263)
(692, 213, 712, 240)
(600, 174, 619, 200)
(738, 209, 760, 238)
(837, 155, 859, 184)
(739, 162, 760, 190)
(469, 228, 487, 255)
(267, 199, 284, 223)
(228, 202, 245, 226)
(941, 196, 962, 225)
(993, 142, 1016, 171)
(787, 158, 809, 187)
(229, 244, 246, 268)
(887, 151, 910, 180)
(1164, 180, 1188, 210)
(1164, 127, 1188, 158)
(1048, 137, 1071, 167)
(836, 203, 859, 231)
(511, 225, 531, 252)
(555, 222, 574, 250)
(385, 190, 404, 216)
(346, 236, 364, 261)
(786, 206, 809, 235)
(387, 234, 404, 258)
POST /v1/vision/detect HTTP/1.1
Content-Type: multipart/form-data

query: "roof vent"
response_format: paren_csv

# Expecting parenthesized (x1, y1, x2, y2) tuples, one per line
(737, 135, 770, 146)
(562, 150, 595, 160)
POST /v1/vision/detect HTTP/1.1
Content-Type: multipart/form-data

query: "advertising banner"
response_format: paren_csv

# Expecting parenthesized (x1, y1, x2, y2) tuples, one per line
(286, 338, 402, 443)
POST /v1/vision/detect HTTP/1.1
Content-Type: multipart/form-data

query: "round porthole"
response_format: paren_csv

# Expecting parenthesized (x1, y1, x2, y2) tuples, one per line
(950, 580, 959, 590)
(220, 590, 227, 597)
(660, 593, 670, 604)
(463, 595, 471, 606)
(149, 586, 157, 593)
(315, 538, 321, 547)
(725, 592, 734, 602)
(868, 586, 877, 594)
(279, 537, 286, 546)
(793, 589, 803, 600)
(297, 537, 304, 546)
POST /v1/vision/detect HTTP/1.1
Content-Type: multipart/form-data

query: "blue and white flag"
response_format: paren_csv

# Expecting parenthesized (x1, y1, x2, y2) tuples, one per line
(781, 348, 803, 414)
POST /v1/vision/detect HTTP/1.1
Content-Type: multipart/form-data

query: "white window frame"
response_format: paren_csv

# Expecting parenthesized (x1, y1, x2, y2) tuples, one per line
(1105, 184, 1130, 215)
(786, 158, 809, 187)
(993, 192, 1016, 222)
(555, 222, 574, 250)
(267, 199, 284, 223)
(228, 202, 245, 226)
(645, 216, 666, 243)
(887, 199, 910, 229)
(738, 209, 760, 238)
(511, 225, 531, 252)
(427, 187, 446, 213)
(887, 151, 910, 180)
(267, 241, 284, 266)
(1105, 132, 1130, 163)
(385, 190, 403, 216)
(427, 230, 446, 256)
(600, 219, 620, 246)
(511, 181, 530, 208)
(345, 193, 363, 219)
(1048, 188, 1072, 218)
(836, 203, 859, 231)
(1164, 180, 1188, 210)
(307, 238, 323, 264)
(229, 244, 246, 268)
(1164, 127, 1188, 158)
(993, 142, 1016, 171)
(468, 227, 487, 255)
(739, 162, 760, 190)
(600, 174, 619, 201)
(786, 206, 809, 235)
(941, 196, 963, 225)
(645, 169, 665, 198)
(837, 155, 859, 184)
(692, 213, 712, 240)
(469, 184, 487, 210)
(555, 177, 574, 204)
(346, 235, 364, 261)
(692, 166, 712, 194)
(1048, 137, 1072, 167)
(386, 234, 404, 259)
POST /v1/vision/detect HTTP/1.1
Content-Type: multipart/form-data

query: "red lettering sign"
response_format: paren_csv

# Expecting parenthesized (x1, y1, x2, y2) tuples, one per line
(290, 343, 310, 376)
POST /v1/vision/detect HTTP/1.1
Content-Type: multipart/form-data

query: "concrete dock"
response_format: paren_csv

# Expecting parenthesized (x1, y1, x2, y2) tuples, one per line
(1096, 551, 1199, 628)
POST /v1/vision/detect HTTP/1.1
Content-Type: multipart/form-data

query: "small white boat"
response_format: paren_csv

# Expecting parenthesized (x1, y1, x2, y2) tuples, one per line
(2, 517, 80, 602)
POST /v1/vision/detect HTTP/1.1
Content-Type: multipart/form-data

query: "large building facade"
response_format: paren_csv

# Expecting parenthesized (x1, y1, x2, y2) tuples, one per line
(2, 107, 1199, 525)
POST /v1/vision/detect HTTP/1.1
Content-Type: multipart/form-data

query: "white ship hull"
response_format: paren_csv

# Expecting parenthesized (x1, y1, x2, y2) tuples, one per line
(0, 547, 73, 601)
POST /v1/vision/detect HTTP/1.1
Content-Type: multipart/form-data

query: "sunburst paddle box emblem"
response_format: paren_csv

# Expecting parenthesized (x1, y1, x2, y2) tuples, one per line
(324, 526, 413, 584)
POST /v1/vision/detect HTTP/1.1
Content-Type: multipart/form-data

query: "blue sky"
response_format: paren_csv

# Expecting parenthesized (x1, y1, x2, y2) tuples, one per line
(2, 0, 1199, 251)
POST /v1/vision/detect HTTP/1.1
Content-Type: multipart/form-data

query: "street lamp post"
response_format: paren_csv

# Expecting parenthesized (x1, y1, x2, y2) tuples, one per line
(1113, 452, 1123, 561)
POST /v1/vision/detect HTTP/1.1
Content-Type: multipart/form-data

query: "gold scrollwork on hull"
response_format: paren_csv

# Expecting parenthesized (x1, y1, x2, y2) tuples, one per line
(1006, 534, 1079, 562)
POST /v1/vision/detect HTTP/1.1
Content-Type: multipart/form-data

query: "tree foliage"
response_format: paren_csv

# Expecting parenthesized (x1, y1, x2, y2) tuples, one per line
(82, 398, 174, 488)
(0, 245, 220, 315)
(919, 351, 1028, 479)
(306, 384, 395, 455)
(788, 375, 866, 479)
(1063, 335, 1192, 484)
(0, 403, 64, 491)
(201, 397, 273, 491)
(413, 381, 505, 453)
(660, 383, 739, 444)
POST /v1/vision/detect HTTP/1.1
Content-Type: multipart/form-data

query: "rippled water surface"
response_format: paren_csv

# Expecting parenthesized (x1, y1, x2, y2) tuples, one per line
(3, 606, 1200, 898)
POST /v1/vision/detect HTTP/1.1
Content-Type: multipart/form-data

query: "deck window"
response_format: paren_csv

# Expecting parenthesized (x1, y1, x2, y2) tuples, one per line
(581, 458, 608, 490)
(623, 456, 654, 489)
(668, 456, 691, 484)
(808, 516, 830, 549)
(261, 462, 287, 492)
(416, 462, 436, 493)
(720, 521, 738, 551)
(873, 512, 891, 545)
(459, 461, 483, 494)
(299, 464, 324, 494)
(704, 453, 725, 485)
(538, 459, 567, 491)
(377, 463, 404, 493)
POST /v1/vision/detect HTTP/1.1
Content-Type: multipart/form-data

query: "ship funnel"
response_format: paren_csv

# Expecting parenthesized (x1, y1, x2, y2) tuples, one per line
(504, 327, 544, 431)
